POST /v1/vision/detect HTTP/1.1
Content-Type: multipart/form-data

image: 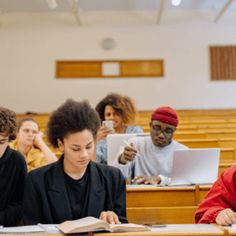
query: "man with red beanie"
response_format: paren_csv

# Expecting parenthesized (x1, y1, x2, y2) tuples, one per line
(112, 106, 187, 186)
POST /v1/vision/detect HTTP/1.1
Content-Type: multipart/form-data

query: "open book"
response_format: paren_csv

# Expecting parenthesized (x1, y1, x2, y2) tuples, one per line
(57, 216, 150, 234)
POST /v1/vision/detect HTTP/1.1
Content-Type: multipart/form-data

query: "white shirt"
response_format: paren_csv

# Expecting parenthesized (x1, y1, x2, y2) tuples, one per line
(112, 136, 188, 185)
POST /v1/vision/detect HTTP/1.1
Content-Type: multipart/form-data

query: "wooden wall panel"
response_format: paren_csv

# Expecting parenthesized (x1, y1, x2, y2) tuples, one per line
(210, 46, 236, 81)
(56, 60, 164, 78)
(56, 61, 101, 78)
(121, 60, 164, 77)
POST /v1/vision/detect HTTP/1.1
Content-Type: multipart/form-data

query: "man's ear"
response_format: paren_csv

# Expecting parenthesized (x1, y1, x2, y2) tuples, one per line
(57, 138, 64, 152)
(149, 121, 152, 127)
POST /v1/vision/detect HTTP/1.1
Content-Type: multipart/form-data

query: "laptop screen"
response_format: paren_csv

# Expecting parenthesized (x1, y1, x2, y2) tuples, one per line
(107, 133, 147, 165)
(169, 148, 220, 186)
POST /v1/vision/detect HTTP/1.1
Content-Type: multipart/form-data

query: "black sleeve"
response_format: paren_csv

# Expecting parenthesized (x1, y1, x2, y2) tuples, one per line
(0, 203, 23, 226)
(23, 173, 43, 225)
(0, 158, 27, 226)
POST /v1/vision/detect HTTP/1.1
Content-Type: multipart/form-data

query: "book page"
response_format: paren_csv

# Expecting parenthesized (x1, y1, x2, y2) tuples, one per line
(38, 223, 60, 233)
(0, 225, 44, 233)
(57, 216, 109, 233)
(109, 223, 150, 232)
(58, 217, 150, 234)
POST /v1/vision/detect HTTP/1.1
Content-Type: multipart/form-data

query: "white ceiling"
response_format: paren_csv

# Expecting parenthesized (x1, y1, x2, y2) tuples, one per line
(1, 0, 236, 12)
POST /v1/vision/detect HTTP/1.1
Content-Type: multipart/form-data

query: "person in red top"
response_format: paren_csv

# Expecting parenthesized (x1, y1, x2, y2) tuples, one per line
(195, 165, 236, 226)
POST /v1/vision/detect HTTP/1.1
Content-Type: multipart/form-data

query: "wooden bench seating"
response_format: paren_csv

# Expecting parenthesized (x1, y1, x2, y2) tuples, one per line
(173, 130, 236, 139)
(177, 138, 236, 148)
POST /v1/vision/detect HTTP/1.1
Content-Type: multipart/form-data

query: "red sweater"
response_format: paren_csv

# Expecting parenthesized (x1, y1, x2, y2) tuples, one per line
(195, 165, 236, 223)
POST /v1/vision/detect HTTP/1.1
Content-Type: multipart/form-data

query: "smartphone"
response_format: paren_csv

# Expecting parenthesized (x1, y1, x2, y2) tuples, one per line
(102, 120, 113, 129)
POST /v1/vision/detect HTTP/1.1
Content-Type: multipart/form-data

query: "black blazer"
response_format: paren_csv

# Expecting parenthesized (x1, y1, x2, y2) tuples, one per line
(23, 157, 127, 224)
(0, 147, 27, 226)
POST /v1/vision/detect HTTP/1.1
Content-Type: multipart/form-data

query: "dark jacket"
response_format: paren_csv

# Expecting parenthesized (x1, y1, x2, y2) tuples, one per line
(0, 146, 27, 226)
(23, 157, 127, 224)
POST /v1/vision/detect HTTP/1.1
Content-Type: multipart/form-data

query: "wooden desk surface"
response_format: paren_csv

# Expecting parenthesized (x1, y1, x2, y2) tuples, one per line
(0, 224, 225, 236)
(96, 224, 224, 236)
(224, 226, 236, 235)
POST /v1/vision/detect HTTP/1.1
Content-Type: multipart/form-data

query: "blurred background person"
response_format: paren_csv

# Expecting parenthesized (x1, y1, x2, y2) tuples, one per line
(95, 93, 143, 164)
(11, 118, 57, 171)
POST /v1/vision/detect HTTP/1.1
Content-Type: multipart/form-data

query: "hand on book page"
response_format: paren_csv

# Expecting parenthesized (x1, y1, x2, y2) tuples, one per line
(57, 216, 150, 234)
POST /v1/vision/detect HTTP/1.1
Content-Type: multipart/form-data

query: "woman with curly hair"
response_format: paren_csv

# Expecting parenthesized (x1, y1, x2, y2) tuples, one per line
(23, 99, 127, 225)
(0, 107, 27, 226)
(95, 93, 143, 164)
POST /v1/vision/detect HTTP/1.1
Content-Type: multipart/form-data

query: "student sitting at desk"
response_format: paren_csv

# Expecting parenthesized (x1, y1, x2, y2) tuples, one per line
(195, 165, 236, 226)
(95, 93, 143, 164)
(112, 106, 187, 186)
(23, 99, 127, 225)
(0, 107, 27, 226)
(11, 118, 57, 172)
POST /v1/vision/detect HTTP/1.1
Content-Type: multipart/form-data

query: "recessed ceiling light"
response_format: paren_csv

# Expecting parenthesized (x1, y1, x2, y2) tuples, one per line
(171, 0, 182, 7)
(46, 0, 57, 9)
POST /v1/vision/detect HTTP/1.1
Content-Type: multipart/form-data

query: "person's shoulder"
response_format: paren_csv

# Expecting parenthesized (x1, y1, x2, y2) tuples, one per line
(96, 138, 106, 146)
(126, 125, 144, 133)
(172, 140, 188, 149)
(220, 165, 236, 181)
(8, 147, 25, 164)
(9, 140, 17, 149)
(29, 146, 43, 155)
(28, 160, 58, 178)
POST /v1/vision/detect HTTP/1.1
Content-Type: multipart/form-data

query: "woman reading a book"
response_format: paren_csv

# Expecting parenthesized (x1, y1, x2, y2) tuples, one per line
(23, 99, 127, 225)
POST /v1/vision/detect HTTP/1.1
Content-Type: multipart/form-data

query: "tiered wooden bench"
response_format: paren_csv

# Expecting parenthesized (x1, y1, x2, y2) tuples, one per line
(16, 109, 236, 173)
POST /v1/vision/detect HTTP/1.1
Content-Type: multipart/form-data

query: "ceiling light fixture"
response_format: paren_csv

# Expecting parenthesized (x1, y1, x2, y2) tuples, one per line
(171, 0, 182, 7)
(46, 0, 57, 9)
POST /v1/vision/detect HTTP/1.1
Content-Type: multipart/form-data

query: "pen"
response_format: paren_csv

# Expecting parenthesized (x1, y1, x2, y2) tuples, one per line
(122, 140, 140, 157)
(122, 139, 132, 147)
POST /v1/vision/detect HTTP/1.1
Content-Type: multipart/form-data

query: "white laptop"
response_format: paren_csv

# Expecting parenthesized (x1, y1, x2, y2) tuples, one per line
(169, 148, 220, 186)
(107, 133, 148, 165)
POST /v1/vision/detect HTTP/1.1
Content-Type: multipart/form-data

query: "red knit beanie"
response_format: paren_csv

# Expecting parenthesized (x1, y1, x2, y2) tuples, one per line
(151, 106, 178, 127)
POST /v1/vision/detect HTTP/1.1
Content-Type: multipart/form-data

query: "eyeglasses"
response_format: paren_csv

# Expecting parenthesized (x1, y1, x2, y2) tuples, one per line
(0, 137, 9, 145)
(151, 124, 175, 137)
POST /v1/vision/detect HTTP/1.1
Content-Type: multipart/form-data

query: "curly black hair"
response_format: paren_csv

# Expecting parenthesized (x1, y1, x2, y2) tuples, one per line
(0, 107, 17, 141)
(95, 93, 137, 125)
(47, 99, 100, 148)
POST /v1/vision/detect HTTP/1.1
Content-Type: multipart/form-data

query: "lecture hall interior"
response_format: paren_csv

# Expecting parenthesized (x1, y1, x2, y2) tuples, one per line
(1, 0, 236, 235)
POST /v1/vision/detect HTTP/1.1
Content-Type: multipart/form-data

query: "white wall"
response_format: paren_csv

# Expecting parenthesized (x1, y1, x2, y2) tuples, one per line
(1, 10, 236, 113)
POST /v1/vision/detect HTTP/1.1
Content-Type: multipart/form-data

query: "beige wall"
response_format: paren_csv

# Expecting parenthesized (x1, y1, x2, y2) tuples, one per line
(0, 10, 236, 112)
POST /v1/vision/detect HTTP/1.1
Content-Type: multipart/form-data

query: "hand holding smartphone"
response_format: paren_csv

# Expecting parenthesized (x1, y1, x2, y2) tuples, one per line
(102, 120, 114, 129)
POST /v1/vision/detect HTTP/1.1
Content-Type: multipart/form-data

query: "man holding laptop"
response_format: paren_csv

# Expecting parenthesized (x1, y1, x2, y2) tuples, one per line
(112, 106, 188, 186)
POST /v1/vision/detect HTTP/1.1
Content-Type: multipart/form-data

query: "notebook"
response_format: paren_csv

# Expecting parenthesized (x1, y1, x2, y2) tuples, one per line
(169, 148, 220, 186)
(107, 133, 147, 165)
